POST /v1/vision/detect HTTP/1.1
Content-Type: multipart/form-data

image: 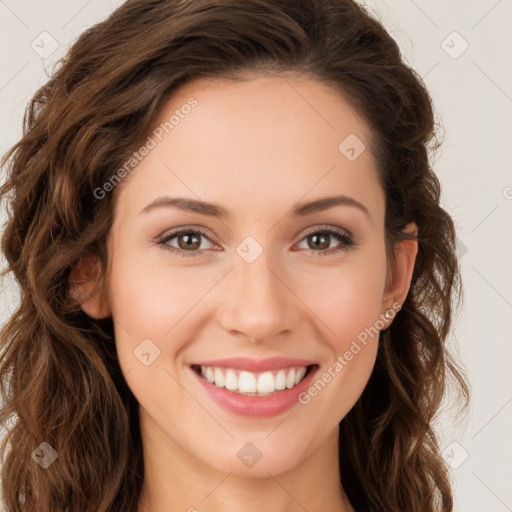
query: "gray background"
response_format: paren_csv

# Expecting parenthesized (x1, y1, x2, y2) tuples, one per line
(1, 1, 511, 511)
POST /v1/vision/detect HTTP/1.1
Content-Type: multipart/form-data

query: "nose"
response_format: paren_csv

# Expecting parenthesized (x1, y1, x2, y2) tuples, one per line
(217, 248, 301, 344)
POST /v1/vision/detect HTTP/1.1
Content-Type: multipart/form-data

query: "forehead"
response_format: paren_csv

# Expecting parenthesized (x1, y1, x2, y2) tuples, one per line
(112, 74, 384, 227)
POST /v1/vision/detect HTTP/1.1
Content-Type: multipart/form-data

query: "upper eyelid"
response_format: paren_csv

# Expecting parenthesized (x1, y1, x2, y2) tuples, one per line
(299, 224, 352, 238)
(159, 226, 216, 244)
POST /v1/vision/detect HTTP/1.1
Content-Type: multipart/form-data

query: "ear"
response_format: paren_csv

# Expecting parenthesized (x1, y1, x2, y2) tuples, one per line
(380, 222, 418, 328)
(69, 254, 111, 319)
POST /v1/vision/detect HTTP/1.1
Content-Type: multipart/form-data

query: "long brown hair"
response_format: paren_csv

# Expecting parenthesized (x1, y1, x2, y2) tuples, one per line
(0, 1, 469, 510)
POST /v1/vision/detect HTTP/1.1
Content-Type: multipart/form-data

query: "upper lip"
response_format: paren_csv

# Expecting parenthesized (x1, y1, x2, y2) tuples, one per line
(190, 357, 316, 373)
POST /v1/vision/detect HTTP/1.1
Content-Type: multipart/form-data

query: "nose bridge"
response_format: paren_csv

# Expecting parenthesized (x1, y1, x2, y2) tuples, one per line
(219, 242, 299, 341)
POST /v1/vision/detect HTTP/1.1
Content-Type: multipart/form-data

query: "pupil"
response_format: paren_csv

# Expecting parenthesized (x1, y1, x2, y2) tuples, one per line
(310, 233, 329, 250)
(179, 233, 200, 250)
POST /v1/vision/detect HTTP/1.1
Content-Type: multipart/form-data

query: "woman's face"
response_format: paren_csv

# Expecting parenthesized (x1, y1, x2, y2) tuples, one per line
(92, 75, 413, 477)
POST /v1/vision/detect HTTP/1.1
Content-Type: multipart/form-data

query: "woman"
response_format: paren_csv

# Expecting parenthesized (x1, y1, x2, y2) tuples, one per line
(0, 0, 469, 510)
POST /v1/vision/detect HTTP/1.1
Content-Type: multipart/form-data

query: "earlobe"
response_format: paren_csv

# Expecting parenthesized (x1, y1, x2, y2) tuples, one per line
(69, 254, 111, 319)
(381, 222, 418, 327)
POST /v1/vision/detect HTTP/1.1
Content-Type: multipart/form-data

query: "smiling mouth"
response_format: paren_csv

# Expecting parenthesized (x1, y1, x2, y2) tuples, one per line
(191, 364, 317, 396)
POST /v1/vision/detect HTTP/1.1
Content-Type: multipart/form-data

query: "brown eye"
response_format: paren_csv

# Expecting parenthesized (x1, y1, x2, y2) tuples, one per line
(296, 226, 355, 256)
(158, 228, 215, 257)
(176, 232, 202, 251)
(306, 232, 331, 251)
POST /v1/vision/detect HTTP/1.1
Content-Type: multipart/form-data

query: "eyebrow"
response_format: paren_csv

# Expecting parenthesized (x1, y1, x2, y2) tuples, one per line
(140, 194, 370, 220)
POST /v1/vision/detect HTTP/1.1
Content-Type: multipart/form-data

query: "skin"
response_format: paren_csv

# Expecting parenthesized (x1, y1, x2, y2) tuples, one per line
(73, 74, 418, 512)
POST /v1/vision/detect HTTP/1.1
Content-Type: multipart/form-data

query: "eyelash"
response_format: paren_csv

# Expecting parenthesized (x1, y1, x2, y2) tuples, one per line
(156, 225, 355, 258)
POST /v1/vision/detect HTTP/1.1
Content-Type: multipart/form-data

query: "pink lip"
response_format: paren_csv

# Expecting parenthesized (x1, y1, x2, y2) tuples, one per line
(189, 363, 319, 418)
(190, 357, 316, 372)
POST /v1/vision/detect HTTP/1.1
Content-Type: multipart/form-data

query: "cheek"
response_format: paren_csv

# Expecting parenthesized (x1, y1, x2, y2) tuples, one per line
(299, 271, 383, 422)
(107, 252, 222, 378)
(108, 251, 210, 335)
(301, 259, 386, 351)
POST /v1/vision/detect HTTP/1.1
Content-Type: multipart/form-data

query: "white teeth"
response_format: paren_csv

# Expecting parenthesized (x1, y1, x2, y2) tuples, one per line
(214, 368, 225, 388)
(224, 369, 238, 391)
(285, 369, 296, 389)
(206, 367, 215, 383)
(238, 371, 257, 393)
(275, 370, 286, 390)
(257, 371, 275, 394)
(295, 367, 307, 385)
(197, 365, 310, 395)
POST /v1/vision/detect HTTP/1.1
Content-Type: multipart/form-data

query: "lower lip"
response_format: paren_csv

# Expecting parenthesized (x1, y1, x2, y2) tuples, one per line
(190, 365, 319, 418)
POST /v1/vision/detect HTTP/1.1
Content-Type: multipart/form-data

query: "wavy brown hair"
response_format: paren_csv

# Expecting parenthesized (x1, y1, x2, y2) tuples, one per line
(0, 0, 469, 510)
